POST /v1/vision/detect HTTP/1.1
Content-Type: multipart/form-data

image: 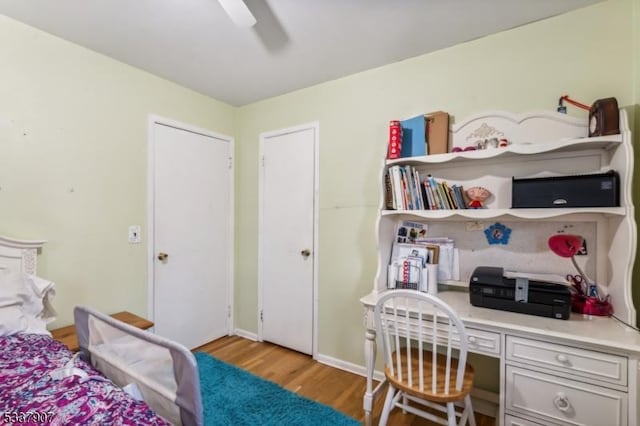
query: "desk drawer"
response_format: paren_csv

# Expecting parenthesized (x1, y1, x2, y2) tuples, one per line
(506, 365, 627, 426)
(382, 317, 501, 357)
(506, 336, 627, 386)
(504, 414, 547, 426)
(465, 326, 500, 356)
(419, 323, 500, 357)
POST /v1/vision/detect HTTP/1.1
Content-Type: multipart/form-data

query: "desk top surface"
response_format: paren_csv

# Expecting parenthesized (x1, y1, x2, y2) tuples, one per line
(361, 290, 640, 355)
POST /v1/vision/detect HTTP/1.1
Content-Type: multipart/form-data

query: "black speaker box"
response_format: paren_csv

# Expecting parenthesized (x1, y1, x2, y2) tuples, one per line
(512, 171, 619, 208)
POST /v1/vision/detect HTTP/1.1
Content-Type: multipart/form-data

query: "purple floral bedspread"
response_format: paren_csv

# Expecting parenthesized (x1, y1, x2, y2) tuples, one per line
(0, 333, 170, 425)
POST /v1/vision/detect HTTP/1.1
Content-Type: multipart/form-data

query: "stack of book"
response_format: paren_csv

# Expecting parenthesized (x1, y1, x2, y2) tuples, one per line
(423, 175, 469, 210)
(385, 165, 470, 210)
(385, 165, 425, 210)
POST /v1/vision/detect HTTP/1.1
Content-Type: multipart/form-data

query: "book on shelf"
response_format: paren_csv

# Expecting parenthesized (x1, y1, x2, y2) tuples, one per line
(384, 173, 394, 209)
(388, 166, 403, 209)
(450, 184, 466, 209)
(412, 167, 425, 210)
(424, 177, 441, 209)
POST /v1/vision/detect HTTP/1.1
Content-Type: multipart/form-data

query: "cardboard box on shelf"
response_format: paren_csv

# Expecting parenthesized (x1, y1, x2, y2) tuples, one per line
(425, 111, 449, 155)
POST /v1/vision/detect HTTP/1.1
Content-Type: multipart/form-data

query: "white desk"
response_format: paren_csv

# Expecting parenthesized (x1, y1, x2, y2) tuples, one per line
(361, 290, 640, 426)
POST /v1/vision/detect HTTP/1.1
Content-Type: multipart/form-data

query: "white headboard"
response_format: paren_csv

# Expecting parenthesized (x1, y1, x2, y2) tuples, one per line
(0, 235, 47, 275)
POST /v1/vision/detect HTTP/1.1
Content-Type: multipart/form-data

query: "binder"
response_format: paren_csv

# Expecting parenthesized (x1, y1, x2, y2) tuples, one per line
(400, 115, 427, 157)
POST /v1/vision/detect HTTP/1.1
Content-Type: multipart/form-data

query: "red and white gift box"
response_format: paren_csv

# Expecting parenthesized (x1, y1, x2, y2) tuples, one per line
(387, 120, 402, 159)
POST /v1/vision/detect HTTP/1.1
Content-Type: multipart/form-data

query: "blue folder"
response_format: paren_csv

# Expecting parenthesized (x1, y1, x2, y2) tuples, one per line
(400, 115, 427, 157)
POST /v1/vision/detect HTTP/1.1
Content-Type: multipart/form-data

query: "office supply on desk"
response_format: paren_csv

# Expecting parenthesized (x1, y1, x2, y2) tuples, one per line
(388, 242, 438, 293)
(566, 273, 613, 316)
(548, 233, 592, 289)
(548, 233, 612, 316)
(425, 264, 438, 295)
(420, 237, 459, 282)
(469, 266, 571, 320)
(512, 170, 620, 208)
(566, 273, 586, 295)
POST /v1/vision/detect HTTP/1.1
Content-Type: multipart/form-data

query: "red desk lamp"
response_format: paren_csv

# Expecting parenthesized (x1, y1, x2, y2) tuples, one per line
(548, 234, 588, 284)
(548, 234, 612, 316)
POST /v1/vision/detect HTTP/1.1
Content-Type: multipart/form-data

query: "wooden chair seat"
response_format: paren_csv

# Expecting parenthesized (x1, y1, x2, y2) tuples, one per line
(385, 348, 474, 403)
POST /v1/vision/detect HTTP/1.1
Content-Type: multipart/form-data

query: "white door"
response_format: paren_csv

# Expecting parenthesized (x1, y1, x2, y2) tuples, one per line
(259, 122, 318, 355)
(150, 118, 233, 350)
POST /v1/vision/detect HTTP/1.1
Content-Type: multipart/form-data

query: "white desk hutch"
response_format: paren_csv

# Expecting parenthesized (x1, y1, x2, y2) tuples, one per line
(360, 109, 640, 426)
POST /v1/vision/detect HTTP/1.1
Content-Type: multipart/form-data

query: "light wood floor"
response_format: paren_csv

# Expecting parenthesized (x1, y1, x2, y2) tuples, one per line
(195, 335, 495, 426)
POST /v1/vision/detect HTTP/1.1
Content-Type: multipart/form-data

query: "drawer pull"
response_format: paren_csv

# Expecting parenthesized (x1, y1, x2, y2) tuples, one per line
(468, 336, 477, 344)
(553, 392, 572, 413)
(556, 354, 569, 364)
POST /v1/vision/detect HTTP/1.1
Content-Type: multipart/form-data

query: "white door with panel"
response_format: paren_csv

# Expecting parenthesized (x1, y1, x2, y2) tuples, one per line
(259, 123, 318, 355)
(151, 119, 233, 350)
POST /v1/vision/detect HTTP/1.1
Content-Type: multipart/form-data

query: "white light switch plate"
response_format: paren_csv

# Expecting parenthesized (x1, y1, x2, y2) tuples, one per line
(128, 225, 141, 243)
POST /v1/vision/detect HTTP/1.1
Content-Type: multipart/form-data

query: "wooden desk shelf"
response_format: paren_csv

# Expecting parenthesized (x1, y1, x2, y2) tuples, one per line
(363, 109, 639, 426)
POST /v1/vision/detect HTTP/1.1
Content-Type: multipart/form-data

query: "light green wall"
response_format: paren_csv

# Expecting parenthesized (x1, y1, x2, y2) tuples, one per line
(235, 0, 636, 386)
(0, 15, 236, 327)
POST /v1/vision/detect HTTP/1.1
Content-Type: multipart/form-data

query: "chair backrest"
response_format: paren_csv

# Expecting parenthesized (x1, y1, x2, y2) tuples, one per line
(375, 290, 469, 396)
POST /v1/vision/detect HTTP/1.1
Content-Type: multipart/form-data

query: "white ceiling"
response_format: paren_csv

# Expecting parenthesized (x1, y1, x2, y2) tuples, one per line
(0, 0, 600, 106)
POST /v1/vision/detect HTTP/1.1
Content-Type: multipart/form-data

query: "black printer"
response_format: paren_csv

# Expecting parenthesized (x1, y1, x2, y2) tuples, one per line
(469, 266, 571, 320)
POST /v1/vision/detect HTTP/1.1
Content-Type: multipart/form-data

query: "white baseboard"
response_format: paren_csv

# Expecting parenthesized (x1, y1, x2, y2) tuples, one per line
(233, 328, 258, 341)
(316, 353, 385, 382)
(316, 352, 499, 418)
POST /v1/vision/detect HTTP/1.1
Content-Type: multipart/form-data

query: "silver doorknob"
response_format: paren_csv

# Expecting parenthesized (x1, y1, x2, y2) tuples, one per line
(158, 252, 169, 261)
(300, 249, 311, 259)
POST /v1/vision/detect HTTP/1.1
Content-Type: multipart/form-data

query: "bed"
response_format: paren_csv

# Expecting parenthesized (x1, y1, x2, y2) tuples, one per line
(0, 235, 201, 425)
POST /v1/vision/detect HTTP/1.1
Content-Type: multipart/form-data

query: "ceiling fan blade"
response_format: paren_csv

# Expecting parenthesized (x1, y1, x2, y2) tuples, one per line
(218, 0, 257, 28)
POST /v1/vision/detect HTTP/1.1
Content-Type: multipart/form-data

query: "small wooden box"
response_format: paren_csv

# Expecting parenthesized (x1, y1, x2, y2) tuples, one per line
(425, 111, 449, 155)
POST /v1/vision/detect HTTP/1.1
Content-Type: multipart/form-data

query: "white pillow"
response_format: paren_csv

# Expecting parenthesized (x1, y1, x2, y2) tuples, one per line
(0, 270, 57, 336)
(0, 299, 28, 337)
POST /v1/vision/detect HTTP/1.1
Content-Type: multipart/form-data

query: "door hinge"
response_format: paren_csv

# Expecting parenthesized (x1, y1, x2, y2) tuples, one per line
(261, 156, 265, 167)
(260, 310, 263, 322)
(228, 157, 233, 169)
(227, 305, 231, 318)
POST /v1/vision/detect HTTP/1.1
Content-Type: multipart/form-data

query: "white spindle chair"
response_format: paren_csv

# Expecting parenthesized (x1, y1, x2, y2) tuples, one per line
(375, 290, 475, 426)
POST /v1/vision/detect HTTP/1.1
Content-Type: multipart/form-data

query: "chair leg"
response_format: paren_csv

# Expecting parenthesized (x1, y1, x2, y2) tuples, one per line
(378, 384, 397, 426)
(446, 402, 457, 426)
(465, 395, 476, 426)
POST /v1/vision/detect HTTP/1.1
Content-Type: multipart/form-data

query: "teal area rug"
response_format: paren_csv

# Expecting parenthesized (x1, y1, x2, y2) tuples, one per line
(195, 352, 359, 426)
